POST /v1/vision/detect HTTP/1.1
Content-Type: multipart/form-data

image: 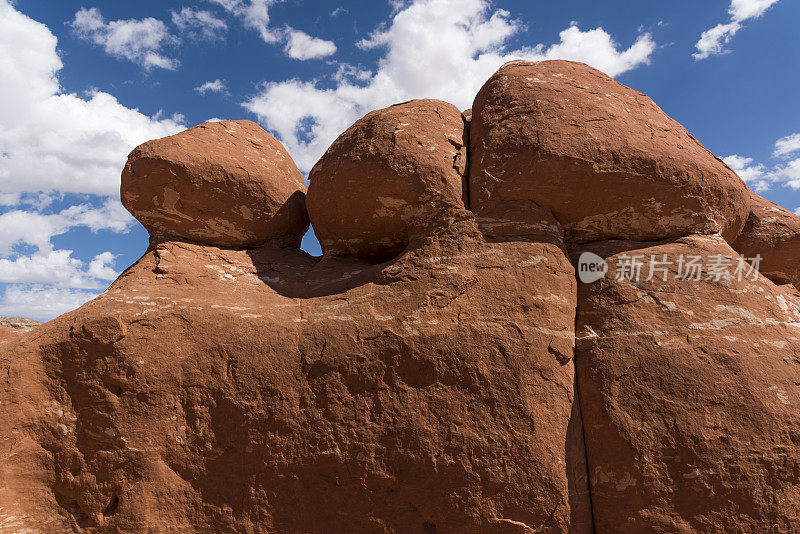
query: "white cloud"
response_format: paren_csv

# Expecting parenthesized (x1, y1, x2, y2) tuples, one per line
(0, 250, 113, 289)
(723, 154, 770, 191)
(774, 133, 800, 158)
(0, 0, 184, 197)
(208, 0, 281, 43)
(196, 79, 227, 94)
(777, 159, 800, 189)
(87, 252, 119, 280)
(693, 0, 779, 60)
(729, 0, 781, 20)
(208, 0, 337, 60)
(172, 7, 228, 41)
(0, 193, 20, 206)
(70, 7, 179, 70)
(284, 29, 336, 60)
(0, 284, 101, 322)
(723, 132, 800, 191)
(521, 24, 656, 77)
(0, 199, 133, 256)
(243, 0, 656, 172)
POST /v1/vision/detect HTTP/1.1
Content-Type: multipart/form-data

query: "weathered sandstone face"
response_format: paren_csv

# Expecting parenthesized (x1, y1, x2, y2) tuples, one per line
(469, 60, 751, 244)
(2, 60, 798, 533)
(307, 99, 467, 258)
(121, 120, 309, 248)
(574, 234, 800, 532)
(732, 190, 800, 287)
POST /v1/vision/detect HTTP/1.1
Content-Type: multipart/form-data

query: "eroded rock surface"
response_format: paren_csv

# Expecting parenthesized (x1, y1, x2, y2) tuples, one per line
(574, 235, 800, 532)
(469, 60, 750, 243)
(2, 60, 798, 533)
(732, 190, 800, 287)
(307, 99, 467, 258)
(0, 215, 591, 533)
(122, 120, 308, 248)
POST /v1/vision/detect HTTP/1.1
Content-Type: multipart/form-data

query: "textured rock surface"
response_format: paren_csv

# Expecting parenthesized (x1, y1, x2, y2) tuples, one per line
(307, 99, 467, 258)
(732, 190, 800, 287)
(0, 218, 592, 532)
(469, 60, 751, 243)
(574, 234, 800, 532)
(122, 120, 308, 248)
(3, 60, 800, 533)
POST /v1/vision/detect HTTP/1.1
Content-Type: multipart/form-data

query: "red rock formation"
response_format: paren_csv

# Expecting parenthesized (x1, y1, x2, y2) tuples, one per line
(307, 99, 467, 258)
(469, 60, 751, 244)
(732, 190, 800, 287)
(574, 234, 800, 532)
(122, 120, 308, 248)
(2, 60, 798, 533)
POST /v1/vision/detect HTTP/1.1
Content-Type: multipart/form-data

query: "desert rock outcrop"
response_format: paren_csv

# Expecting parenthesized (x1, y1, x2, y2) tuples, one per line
(574, 234, 800, 532)
(121, 120, 308, 248)
(307, 99, 467, 258)
(732, 190, 800, 287)
(469, 60, 751, 244)
(2, 60, 798, 533)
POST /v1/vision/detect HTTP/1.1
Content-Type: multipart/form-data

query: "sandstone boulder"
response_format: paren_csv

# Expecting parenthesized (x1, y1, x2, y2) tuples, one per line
(121, 120, 308, 248)
(469, 60, 751, 243)
(307, 99, 467, 258)
(732, 190, 800, 286)
(574, 234, 800, 531)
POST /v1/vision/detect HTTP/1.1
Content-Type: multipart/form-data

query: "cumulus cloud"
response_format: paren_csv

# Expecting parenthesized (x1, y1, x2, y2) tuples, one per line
(0, 284, 102, 322)
(208, 0, 281, 43)
(1, 0, 181, 320)
(87, 252, 120, 280)
(774, 133, 800, 158)
(70, 7, 180, 70)
(172, 7, 228, 41)
(196, 79, 227, 94)
(284, 29, 337, 60)
(0, 250, 117, 289)
(723, 154, 770, 191)
(209, 0, 336, 60)
(0, 1, 184, 197)
(0, 199, 133, 256)
(723, 131, 800, 191)
(243, 0, 656, 171)
(693, 0, 780, 60)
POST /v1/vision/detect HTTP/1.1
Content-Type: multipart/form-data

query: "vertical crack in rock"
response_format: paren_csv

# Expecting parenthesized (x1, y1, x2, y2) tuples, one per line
(572, 276, 599, 534)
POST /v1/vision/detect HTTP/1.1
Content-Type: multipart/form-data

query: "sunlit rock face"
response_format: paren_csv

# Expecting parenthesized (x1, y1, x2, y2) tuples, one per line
(2, 61, 797, 533)
(121, 119, 309, 248)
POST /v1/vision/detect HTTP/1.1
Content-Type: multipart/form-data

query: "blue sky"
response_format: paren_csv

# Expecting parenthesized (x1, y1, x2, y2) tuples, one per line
(0, 0, 798, 320)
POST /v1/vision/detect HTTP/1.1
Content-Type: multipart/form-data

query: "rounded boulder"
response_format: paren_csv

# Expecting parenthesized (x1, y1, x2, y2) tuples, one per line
(306, 99, 467, 258)
(731, 191, 800, 286)
(121, 120, 308, 248)
(469, 60, 751, 243)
